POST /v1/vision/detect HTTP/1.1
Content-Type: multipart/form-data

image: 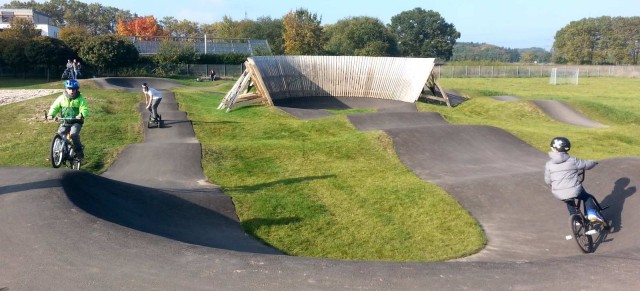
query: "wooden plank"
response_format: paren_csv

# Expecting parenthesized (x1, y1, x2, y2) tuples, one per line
(242, 56, 436, 103)
(246, 59, 273, 106)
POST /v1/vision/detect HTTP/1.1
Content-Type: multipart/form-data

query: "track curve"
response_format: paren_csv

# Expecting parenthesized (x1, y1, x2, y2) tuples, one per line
(1, 79, 639, 290)
(491, 96, 607, 128)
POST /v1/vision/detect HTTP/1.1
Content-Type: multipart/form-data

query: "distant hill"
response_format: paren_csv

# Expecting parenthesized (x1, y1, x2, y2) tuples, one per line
(451, 42, 551, 63)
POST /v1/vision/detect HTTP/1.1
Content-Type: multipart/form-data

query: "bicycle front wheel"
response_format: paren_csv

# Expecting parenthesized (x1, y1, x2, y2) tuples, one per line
(50, 135, 65, 168)
(570, 214, 593, 253)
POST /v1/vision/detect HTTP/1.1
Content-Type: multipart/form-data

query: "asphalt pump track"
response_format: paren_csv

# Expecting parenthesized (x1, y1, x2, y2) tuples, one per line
(1, 78, 638, 290)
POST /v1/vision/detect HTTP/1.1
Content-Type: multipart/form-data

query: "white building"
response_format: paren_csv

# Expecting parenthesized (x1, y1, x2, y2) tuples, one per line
(0, 9, 59, 38)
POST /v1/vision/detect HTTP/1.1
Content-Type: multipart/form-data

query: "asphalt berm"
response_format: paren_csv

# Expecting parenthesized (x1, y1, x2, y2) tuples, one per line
(1, 78, 638, 290)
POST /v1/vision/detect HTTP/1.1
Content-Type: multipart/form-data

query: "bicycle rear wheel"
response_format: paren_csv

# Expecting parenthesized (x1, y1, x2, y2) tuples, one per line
(50, 135, 65, 168)
(570, 214, 593, 253)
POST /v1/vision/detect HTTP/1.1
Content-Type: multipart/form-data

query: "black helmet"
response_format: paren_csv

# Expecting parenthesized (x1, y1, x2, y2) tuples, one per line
(550, 137, 571, 152)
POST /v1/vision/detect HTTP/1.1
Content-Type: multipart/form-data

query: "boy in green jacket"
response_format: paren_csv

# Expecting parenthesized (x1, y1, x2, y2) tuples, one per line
(48, 79, 89, 159)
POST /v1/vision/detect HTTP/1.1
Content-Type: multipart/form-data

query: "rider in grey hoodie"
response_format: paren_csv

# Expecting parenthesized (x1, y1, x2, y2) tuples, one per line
(544, 137, 603, 222)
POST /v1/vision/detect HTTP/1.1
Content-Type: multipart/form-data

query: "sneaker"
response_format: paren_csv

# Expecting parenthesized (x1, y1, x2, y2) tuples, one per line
(585, 229, 599, 236)
(587, 209, 604, 223)
(75, 148, 84, 159)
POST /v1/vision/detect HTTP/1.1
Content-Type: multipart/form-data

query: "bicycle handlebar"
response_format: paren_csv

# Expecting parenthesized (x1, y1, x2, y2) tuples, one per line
(47, 116, 83, 124)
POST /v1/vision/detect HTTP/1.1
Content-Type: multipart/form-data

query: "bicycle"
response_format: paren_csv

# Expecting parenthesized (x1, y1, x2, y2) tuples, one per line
(48, 116, 83, 170)
(567, 169, 610, 253)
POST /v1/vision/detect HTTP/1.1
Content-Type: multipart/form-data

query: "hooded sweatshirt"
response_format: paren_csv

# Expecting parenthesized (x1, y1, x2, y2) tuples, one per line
(544, 151, 598, 200)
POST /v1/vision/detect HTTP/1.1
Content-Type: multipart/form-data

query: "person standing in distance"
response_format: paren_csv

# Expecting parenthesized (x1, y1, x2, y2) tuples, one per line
(142, 83, 162, 121)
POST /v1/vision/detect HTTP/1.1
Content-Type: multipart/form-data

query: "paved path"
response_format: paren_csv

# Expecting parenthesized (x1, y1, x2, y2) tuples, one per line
(1, 79, 638, 290)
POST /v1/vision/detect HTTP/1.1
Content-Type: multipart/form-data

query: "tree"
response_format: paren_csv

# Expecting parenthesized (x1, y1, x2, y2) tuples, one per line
(160, 17, 200, 38)
(0, 38, 5, 67)
(79, 35, 139, 74)
(324, 16, 397, 56)
(59, 25, 91, 53)
(518, 48, 552, 63)
(245, 16, 285, 55)
(154, 41, 200, 65)
(388, 8, 460, 60)
(2, 0, 136, 35)
(0, 17, 40, 76)
(282, 8, 324, 55)
(3, 0, 66, 26)
(553, 16, 640, 65)
(25, 36, 73, 81)
(117, 16, 164, 39)
(228, 16, 284, 55)
(451, 42, 516, 62)
(211, 16, 241, 39)
(0, 17, 41, 40)
(1, 39, 29, 75)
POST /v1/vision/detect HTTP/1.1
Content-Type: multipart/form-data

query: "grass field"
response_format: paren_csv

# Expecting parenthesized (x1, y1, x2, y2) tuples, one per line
(431, 77, 640, 159)
(1, 76, 638, 262)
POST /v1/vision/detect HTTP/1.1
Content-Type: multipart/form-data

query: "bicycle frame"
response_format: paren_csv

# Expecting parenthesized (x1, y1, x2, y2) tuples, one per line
(49, 117, 82, 170)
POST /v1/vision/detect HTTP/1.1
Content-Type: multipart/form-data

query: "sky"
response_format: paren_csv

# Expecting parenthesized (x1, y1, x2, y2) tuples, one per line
(9, 0, 640, 50)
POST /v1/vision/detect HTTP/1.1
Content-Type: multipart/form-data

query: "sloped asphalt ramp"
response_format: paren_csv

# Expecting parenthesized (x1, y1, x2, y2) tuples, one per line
(492, 96, 607, 128)
(1, 80, 639, 290)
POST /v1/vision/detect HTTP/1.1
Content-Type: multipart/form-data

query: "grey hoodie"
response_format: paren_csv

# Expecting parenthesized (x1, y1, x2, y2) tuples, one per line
(544, 151, 598, 200)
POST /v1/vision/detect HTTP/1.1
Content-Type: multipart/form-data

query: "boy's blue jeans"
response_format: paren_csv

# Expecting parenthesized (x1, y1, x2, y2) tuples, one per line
(563, 189, 598, 216)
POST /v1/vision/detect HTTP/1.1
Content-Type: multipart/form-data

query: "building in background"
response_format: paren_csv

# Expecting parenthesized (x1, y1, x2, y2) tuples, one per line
(0, 9, 59, 38)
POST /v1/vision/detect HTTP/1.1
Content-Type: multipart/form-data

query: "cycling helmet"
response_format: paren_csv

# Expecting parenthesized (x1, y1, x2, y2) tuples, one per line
(64, 79, 80, 89)
(550, 137, 571, 152)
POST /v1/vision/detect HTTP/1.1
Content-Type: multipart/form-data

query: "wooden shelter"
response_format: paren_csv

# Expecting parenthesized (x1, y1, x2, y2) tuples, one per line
(218, 56, 450, 112)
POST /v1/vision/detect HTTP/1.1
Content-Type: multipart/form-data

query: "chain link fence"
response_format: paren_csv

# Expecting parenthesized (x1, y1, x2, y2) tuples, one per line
(434, 65, 640, 78)
(4, 64, 640, 80)
(0, 63, 245, 80)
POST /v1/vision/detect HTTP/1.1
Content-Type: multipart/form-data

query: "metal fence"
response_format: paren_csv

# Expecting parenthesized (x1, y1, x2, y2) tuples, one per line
(4, 64, 640, 79)
(127, 36, 271, 55)
(434, 65, 640, 78)
(0, 63, 245, 79)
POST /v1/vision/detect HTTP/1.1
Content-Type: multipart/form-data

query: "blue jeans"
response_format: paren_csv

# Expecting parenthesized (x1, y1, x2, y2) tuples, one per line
(564, 189, 598, 216)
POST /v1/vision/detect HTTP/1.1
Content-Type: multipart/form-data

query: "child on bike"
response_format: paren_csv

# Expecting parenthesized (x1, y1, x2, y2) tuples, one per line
(544, 137, 603, 222)
(142, 83, 162, 121)
(48, 79, 89, 159)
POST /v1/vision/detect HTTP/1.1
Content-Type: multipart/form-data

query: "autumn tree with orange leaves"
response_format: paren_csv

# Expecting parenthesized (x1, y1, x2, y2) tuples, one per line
(116, 16, 168, 39)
